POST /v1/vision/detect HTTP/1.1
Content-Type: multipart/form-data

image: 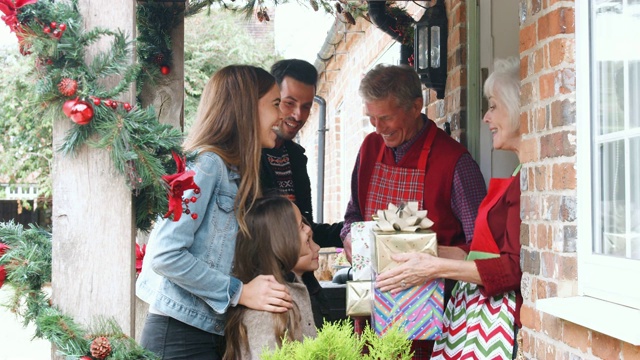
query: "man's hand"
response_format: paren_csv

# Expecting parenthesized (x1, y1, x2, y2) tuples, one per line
(239, 275, 292, 313)
(342, 233, 353, 264)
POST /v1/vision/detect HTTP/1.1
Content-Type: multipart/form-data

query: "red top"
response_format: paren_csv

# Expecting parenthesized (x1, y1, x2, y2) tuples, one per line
(474, 173, 523, 327)
(356, 121, 468, 247)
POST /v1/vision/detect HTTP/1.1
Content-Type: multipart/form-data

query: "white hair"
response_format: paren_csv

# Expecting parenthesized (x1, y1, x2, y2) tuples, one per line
(483, 57, 521, 130)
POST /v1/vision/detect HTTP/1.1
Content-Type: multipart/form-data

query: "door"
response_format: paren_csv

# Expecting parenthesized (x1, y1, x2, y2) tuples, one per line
(470, 0, 521, 185)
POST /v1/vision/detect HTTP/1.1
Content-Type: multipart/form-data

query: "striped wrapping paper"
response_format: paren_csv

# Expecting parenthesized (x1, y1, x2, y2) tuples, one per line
(373, 279, 445, 340)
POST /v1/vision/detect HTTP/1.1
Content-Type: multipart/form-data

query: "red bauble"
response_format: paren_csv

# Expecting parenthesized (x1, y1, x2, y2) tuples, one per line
(103, 99, 112, 108)
(160, 66, 170, 75)
(63, 98, 94, 125)
(92, 97, 101, 105)
(123, 102, 132, 111)
(62, 98, 77, 117)
(50, 22, 57, 29)
(43, 27, 51, 34)
(109, 101, 118, 109)
(191, 213, 198, 220)
(59, 23, 67, 31)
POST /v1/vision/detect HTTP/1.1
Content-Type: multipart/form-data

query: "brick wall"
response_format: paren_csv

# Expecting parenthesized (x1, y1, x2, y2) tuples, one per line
(301, 0, 469, 224)
(518, 0, 639, 358)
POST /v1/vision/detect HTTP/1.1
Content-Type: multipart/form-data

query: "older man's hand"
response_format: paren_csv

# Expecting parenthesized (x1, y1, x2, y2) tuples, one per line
(375, 252, 439, 293)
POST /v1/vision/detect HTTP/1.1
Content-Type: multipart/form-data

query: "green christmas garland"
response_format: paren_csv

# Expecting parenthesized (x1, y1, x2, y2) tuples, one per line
(8, 0, 186, 232)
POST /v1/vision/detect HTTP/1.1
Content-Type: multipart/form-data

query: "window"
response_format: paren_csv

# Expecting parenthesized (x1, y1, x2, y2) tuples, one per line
(577, 0, 640, 310)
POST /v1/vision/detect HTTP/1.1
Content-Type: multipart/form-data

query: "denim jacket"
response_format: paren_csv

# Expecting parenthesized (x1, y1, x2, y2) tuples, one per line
(136, 152, 242, 335)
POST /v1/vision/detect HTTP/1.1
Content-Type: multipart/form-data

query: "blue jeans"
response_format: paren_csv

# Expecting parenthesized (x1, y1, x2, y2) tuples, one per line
(140, 313, 224, 360)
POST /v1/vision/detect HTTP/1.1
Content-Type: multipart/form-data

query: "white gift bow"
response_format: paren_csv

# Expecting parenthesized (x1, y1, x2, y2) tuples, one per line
(374, 202, 434, 232)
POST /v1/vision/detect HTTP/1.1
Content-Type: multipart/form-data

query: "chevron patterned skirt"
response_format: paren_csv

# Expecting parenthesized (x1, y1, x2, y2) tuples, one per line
(431, 282, 516, 360)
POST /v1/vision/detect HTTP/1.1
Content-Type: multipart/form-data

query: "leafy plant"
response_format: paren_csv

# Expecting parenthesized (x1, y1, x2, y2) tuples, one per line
(261, 320, 413, 360)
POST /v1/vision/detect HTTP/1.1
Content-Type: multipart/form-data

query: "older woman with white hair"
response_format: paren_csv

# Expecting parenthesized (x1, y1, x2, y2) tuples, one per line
(376, 57, 523, 360)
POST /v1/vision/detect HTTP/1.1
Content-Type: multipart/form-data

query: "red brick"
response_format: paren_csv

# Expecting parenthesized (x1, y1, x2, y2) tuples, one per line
(538, 7, 576, 41)
(521, 55, 529, 79)
(520, 305, 540, 331)
(548, 38, 575, 67)
(540, 130, 576, 158)
(520, 137, 539, 162)
(521, 81, 536, 107)
(552, 162, 576, 190)
(520, 23, 537, 53)
(562, 321, 591, 353)
(534, 165, 547, 191)
(558, 254, 577, 280)
(520, 111, 530, 134)
(540, 251, 557, 278)
(535, 47, 545, 74)
(537, 223, 551, 250)
(592, 331, 621, 360)
(621, 342, 640, 359)
(535, 106, 547, 132)
(540, 72, 555, 100)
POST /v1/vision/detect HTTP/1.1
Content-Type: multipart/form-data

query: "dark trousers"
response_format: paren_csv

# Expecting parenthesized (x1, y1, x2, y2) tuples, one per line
(140, 313, 224, 360)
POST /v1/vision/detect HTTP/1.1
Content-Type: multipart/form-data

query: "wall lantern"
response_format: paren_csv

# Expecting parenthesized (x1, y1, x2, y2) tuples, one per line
(414, 0, 448, 99)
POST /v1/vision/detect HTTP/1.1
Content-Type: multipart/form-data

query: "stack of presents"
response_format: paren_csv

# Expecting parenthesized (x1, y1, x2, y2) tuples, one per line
(346, 202, 444, 340)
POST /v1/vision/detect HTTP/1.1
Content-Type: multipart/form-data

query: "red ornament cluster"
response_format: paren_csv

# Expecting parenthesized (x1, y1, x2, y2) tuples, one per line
(42, 21, 66, 39)
(90, 97, 133, 112)
(162, 151, 200, 221)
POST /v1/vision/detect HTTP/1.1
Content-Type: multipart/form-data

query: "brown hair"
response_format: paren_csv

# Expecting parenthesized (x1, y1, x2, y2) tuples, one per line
(223, 196, 302, 360)
(183, 65, 275, 236)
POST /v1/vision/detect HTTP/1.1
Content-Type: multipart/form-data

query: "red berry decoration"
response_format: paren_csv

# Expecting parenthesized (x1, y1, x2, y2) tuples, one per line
(160, 65, 170, 75)
(92, 97, 101, 105)
(79, 357, 92, 360)
(103, 99, 112, 108)
(109, 100, 118, 109)
(53, 29, 61, 38)
(43, 27, 51, 34)
(57, 78, 78, 97)
(190, 196, 197, 203)
(50, 22, 57, 29)
(59, 23, 67, 31)
(123, 102, 132, 111)
(193, 187, 200, 194)
(191, 213, 198, 220)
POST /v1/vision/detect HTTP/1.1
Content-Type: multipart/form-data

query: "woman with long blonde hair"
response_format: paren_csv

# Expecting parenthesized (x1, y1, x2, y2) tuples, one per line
(136, 65, 292, 360)
(224, 196, 321, 360)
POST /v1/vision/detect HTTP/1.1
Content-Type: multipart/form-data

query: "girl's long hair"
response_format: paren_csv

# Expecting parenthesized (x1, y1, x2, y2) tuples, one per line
(223, 196, 303, 360)
(183, 65, 275, 236)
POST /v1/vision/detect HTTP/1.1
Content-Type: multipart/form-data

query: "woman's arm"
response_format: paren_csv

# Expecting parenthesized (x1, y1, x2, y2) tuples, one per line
(375, 253, 481, 293)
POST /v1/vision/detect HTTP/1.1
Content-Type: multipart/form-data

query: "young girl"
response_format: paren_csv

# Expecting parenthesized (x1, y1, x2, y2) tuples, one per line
(136, 65, 292, 360)
(224, 196, 321, 360)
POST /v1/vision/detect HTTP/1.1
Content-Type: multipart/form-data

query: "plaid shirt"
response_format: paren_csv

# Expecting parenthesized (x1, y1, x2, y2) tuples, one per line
(341, 131, 486, 243)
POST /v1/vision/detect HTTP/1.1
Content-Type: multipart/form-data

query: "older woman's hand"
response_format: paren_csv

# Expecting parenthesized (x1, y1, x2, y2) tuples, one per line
(375, 252, 440, 293)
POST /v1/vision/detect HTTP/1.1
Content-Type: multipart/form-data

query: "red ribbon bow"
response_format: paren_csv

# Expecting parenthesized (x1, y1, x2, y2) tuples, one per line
(135, 243, 146, 275)
(0, 0, 37, 32)
(162, 151, 198, 221)
(0, 242, 10, 289)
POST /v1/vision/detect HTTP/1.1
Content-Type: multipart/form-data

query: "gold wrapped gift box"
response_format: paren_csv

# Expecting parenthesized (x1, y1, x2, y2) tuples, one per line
(346, 280, 372, 316)
(373, 230, 438, 273)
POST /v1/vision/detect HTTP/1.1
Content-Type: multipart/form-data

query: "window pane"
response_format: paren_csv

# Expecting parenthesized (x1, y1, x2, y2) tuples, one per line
(631, 136, 640, 259)
(630, 61, 640, 128)
(597, 140, 626, 256)
(596, 61, 624, 134)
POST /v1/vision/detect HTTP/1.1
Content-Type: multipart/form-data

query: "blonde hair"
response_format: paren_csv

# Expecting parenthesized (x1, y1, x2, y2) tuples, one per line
(183, 65, 275, 237)
(224, 196, 303, 360)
